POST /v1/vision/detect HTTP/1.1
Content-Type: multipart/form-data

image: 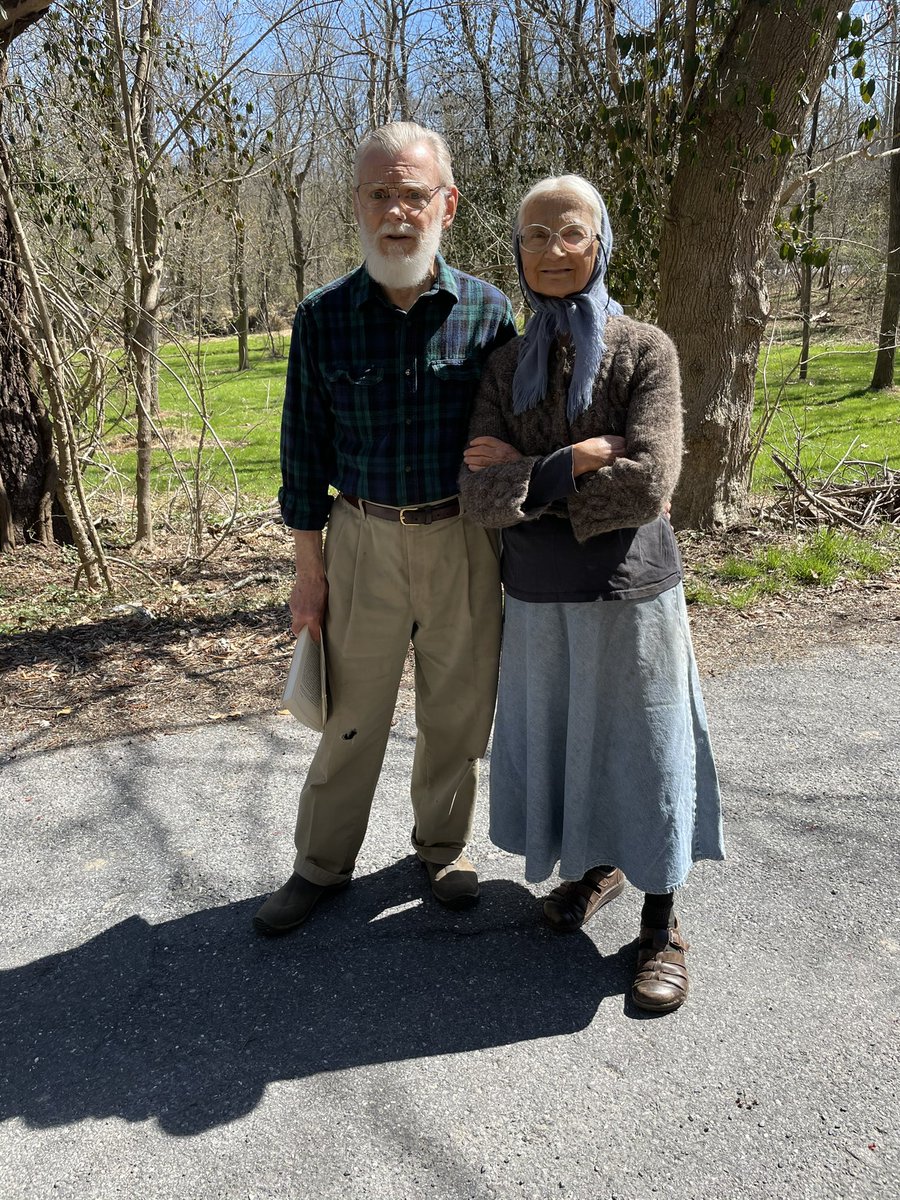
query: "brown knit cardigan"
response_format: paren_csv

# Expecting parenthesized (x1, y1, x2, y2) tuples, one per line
(458, 315, 683, 543)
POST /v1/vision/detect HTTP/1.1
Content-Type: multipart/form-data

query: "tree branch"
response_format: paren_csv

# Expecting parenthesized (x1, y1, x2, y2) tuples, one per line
(780, 143, 900, 205)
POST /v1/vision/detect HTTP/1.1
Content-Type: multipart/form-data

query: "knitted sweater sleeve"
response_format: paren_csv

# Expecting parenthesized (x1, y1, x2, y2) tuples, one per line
(458, 344, 547, 528)
(567, 326, 683, 543)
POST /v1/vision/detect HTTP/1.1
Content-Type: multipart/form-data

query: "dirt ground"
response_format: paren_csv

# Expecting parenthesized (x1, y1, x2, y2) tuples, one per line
(1, 522, 898, 757)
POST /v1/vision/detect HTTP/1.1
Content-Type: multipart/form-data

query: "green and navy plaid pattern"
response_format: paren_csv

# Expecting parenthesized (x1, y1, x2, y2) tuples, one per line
(279, 255, 516, 529)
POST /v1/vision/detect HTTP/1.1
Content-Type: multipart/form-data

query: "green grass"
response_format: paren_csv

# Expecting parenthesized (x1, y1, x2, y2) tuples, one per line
(86, 334, 900, 511)
(91, 333, 288, 506)
(753, 342, 900, 490)
(683, 527, 897, 609)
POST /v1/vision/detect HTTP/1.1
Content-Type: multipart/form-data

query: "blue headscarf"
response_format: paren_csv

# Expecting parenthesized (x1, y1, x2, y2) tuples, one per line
(512, 182, 623, 423)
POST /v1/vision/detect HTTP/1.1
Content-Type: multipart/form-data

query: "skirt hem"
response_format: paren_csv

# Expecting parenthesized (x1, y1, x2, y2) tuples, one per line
(489, 832, 726, 894)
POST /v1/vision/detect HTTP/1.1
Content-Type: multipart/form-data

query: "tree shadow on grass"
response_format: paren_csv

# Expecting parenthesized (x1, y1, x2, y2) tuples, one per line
(0, 859, 631, 1137)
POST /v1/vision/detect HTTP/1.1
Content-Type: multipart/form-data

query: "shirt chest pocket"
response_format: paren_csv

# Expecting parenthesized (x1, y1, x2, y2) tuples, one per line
(427, 358, 481, 419)
(423, 359, 483, 454)
(323, 364, 388, 438)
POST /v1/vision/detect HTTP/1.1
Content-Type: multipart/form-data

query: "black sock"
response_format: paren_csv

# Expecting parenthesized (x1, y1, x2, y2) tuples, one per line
(641, 891, 675, 929)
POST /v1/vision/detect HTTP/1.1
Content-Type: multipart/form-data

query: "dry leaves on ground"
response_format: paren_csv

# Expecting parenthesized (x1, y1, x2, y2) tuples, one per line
(1, 530, 897, 757)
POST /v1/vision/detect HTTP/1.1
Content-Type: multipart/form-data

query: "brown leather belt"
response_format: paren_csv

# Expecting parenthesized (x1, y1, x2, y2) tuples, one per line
(342, 494, 460, 526)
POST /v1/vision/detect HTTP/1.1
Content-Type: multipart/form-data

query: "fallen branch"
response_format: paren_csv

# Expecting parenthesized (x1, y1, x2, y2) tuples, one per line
(770, 452, 900, 529)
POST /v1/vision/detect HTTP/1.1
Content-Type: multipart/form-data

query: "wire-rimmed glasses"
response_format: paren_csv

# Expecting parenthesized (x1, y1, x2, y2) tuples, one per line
(355, 182, 447, 211)
(517, 223, 600, 254)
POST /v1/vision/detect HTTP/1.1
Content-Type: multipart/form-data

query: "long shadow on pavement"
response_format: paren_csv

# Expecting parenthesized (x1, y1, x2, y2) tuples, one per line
(1, 858, 630, 1137)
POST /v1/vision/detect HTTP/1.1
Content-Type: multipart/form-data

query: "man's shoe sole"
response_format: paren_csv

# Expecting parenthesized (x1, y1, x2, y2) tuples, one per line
(434, 889, 481, 912)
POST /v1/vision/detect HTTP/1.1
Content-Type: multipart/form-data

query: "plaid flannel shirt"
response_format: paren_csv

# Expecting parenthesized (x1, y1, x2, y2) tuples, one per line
(279, 255, 517, 529)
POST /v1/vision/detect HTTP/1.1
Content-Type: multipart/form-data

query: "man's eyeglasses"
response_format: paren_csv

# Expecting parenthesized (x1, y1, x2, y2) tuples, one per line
(517, 223, 600, 254)
(355, 182, 447, 212)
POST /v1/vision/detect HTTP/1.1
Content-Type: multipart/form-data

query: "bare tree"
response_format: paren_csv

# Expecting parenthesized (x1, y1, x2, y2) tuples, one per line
(103, 0, 164, 547)
(798, 91, 822, 381)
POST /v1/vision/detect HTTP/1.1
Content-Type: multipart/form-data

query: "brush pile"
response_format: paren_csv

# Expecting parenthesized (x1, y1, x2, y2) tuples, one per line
(771, 451, 900, 529)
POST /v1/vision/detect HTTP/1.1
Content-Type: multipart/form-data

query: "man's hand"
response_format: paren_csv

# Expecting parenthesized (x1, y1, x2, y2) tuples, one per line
(290, 529, 328, 642)
(289, 573, 328, 641)
(571, 435, 627, 477)
(463, 435, 523, 471)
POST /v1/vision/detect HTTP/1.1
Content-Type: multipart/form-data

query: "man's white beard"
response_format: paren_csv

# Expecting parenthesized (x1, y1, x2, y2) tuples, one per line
(360, 216, 444, 291)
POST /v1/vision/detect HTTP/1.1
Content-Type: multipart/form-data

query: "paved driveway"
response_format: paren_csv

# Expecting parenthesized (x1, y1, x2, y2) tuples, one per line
(1, 644, 898, 1199)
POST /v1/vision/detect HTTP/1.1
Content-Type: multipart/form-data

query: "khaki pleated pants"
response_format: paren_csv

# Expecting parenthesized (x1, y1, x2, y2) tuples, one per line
(292, 496, 502, 885)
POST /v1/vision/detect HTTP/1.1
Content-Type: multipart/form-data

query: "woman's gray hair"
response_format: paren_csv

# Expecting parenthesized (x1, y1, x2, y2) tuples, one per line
(354, 121, 455, 186)
(516, 174, 606, 232)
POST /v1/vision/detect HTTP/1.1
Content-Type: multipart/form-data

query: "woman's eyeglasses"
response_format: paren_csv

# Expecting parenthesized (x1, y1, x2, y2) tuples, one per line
(517, 223, 600, 254)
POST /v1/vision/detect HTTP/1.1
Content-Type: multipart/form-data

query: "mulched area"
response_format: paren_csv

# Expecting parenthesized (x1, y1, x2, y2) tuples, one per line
(2, 525, 898, 757)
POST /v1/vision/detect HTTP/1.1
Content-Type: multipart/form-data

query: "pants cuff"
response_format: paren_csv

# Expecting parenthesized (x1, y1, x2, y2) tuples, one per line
(410, 829, 466, 867)
(293, 857, 353, 887)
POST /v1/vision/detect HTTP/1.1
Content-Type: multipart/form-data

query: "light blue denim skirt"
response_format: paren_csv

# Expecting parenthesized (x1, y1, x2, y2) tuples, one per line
(489, 584, 725, 893)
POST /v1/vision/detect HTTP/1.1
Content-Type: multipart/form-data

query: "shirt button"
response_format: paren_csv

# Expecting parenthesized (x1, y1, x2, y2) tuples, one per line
(405, 466, 411, 473)
(405, 418, 412, 426)
(404, 368, 411, 377)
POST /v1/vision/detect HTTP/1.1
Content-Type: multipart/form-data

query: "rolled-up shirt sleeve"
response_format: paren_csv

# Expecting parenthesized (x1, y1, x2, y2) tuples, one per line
(278, 305, 335, 530)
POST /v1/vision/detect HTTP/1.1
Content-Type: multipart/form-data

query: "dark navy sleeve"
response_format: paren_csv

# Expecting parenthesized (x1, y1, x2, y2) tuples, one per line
(523, 446, 577, 510)
(278, 304, 335, 530)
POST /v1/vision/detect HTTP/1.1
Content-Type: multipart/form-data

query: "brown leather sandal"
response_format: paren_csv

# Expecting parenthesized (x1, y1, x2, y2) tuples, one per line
(542, 867, 625, 932)
(632, 921, 690, 1013)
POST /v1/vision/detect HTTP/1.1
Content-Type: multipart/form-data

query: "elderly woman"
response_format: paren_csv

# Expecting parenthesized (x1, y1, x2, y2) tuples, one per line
(459, 175, 724, 1013)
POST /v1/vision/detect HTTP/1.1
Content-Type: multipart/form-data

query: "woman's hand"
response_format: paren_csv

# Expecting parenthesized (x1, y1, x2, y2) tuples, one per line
(464, 435, 524, 472)
(571, 435, 627, 477)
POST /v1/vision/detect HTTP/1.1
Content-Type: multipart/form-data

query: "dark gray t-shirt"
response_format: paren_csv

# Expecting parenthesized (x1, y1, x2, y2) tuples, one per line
(500, 446, 682, 603)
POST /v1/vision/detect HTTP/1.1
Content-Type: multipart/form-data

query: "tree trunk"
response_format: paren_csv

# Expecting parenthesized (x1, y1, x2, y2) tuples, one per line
(0, 51, 54, 551)
(106, 0, 163, 546)
(658, 0, 842, 529)
(872, 34, 900, 390)
(284, 177, 308, 302)
(132, 310, 157, 547)
(798, 92, 821, 381)
(230, 196, 250, 371)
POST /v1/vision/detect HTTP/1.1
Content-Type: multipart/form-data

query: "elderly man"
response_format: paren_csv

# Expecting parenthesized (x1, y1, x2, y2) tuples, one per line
(254, 122, 516, 933)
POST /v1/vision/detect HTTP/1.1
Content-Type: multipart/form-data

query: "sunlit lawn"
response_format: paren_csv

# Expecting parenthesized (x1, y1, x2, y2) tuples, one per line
(94, 333, 900, 506)
(96, 333, 289, 505)
(753, 341, 900, 489)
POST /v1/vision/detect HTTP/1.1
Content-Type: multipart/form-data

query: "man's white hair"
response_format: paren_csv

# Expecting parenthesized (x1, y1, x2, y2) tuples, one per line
(354, 121, 455, 187)
(516, 174, 605, 232)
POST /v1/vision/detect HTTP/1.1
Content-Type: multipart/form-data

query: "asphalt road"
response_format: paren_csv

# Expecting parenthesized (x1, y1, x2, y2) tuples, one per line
(1, 642, 898, 1200)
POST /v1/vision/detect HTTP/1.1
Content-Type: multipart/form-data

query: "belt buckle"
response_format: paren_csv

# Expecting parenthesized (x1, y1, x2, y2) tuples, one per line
(399, 505, 420, 526)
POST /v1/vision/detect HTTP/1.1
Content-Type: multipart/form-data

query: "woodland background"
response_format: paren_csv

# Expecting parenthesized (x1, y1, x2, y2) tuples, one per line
(0, 0, 899, 582)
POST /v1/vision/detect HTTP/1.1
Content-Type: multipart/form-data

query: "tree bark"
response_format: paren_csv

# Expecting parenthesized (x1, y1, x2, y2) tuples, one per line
(229, 190, 250, 371)
(0, 0, 53, 51)
(285, 178, 307, 302)
(0, 44, 55, 551)
(658, 0, 842, 529)
(798, 91, 821, 381)
(871, 33, 900, 390)
(106, 0, 162, 546)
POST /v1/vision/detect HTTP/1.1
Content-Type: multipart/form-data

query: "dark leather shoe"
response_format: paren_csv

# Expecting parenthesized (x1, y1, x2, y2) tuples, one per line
(253, 872, 350, 934)
(423, 855, 480, 910)
(543, 867, 625, 933)
(632, 920, 690, 1012)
